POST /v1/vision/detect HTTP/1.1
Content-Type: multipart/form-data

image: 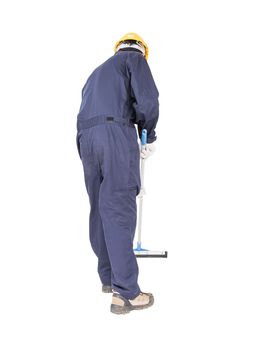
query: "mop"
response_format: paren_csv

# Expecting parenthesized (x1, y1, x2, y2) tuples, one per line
(134, 129, 168, 258)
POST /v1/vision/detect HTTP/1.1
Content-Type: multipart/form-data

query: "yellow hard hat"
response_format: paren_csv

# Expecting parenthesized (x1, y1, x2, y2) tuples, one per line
(114, 32, 149, 60)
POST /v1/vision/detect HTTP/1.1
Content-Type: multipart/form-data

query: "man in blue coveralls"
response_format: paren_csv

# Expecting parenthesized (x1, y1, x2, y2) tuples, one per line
(77, 33, 159, 314)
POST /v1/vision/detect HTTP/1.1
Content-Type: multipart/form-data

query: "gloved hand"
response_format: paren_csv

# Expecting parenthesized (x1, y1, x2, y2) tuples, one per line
(140, 143, 156, 159)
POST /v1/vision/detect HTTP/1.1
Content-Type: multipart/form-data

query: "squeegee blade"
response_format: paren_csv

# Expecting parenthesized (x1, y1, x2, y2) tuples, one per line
(135, 250, 168, 258)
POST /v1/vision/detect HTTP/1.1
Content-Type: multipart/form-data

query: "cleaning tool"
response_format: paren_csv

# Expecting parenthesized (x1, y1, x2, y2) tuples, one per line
(134, 129, 168, 258)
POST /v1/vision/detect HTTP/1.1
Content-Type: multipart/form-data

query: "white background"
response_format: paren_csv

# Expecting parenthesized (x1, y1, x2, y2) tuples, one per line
(0, 0, 269, 349)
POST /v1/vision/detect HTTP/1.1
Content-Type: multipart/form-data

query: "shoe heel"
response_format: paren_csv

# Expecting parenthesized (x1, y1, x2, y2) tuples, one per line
(110, 304, 130, 315)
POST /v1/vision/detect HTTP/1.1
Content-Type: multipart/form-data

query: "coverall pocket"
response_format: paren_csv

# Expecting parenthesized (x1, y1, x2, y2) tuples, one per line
(128, 144, 141, 195)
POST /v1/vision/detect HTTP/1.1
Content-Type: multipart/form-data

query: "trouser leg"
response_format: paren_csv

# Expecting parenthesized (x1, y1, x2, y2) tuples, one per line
(79, 131, 111, 285)
(98, 125, 141, 299)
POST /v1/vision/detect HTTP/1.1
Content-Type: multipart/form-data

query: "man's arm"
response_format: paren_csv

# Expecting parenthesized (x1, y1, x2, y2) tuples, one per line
(127, 53, 159, 143)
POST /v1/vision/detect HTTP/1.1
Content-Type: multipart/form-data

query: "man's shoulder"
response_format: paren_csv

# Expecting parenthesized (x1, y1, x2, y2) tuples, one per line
(95, 50, 144, 71)
(95, 53, 125, 70)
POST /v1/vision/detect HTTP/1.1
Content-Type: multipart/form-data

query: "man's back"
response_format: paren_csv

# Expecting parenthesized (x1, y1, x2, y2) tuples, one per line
(77, 49, 159, 142)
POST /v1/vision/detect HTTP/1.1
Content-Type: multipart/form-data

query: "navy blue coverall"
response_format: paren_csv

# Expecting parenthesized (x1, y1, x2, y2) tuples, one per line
(77, 48, 159, 299)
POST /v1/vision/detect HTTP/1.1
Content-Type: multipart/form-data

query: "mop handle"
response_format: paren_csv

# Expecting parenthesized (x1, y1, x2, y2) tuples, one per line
(141, 129, 147, 148)
(137, 129, 147, 247)
(140, 129, 147, 189)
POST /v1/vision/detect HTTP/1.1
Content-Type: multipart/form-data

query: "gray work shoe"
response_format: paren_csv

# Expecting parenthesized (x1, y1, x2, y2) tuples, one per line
(102, 285, 113, 293)
(110, 292, 154, 314)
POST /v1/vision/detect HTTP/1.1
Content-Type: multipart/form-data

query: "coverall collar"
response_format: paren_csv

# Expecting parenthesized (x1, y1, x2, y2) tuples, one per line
(115, 47, 143, 55)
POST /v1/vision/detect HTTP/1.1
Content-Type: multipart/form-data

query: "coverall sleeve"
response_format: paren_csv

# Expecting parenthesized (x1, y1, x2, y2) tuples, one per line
(127, 54, 159, 143)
